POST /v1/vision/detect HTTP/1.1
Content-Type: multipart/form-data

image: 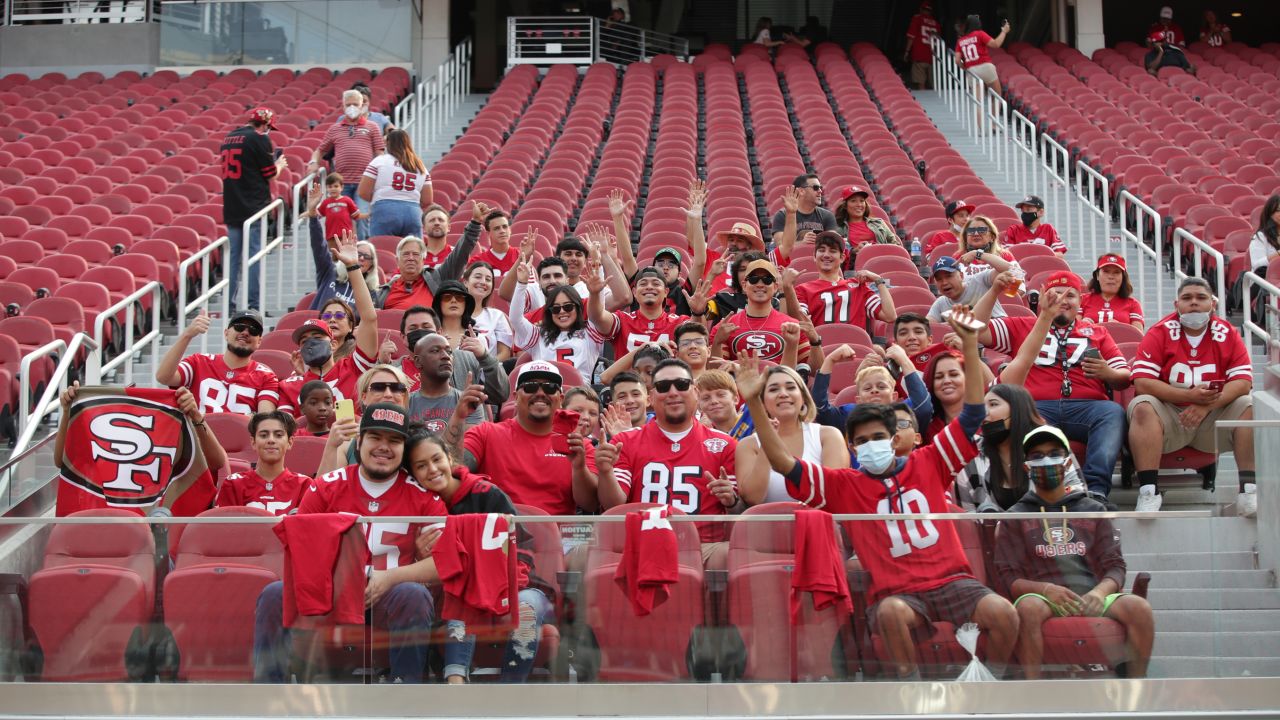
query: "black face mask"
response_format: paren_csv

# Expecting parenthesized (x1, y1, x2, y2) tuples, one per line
(1020, 211, 1039, 227)
(981, 418, 1011, 445)
(405, 329, 431, 353)
(300, 337, 332, 368)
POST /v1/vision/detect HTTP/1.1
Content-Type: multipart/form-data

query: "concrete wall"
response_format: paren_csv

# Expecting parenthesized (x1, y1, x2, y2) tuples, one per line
(0, 22, 158, 77)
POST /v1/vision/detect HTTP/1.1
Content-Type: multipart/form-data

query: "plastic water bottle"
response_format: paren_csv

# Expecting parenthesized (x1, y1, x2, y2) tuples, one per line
(910, 237, 921, 264)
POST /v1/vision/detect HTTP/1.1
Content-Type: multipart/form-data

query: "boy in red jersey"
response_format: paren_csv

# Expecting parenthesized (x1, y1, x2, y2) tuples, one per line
(596, 358, 739, 568)
(316, 172, 365, 241)
(252, 403, 444, 683)
(795, 231, 896, 328)
(216, 411, 309, 515)
(1001, 195, 1065, 254)
(739, 308, 1019, 679)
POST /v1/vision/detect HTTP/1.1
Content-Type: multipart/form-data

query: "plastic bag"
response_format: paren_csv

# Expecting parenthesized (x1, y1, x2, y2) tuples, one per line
(955, 622, 997, 681)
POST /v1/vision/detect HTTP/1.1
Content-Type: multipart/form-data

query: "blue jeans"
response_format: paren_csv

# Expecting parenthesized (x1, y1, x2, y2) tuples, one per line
(226, 223, 261, 311)
(1035, 399, 1126, 496)
(369, 199, 422, 239)
(441, 588, 551, 682)
(252, 579, 435, 683)
(341, 183, 371, 241)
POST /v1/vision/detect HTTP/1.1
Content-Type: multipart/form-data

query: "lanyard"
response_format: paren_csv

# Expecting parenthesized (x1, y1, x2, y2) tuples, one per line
(1052, 322, 1075, 398)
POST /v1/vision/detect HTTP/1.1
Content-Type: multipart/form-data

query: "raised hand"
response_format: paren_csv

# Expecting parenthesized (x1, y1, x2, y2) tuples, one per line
(686, 179, 707, 214)
(519, 227, 540, 260)
(329, 228, 359, 267)
(682, 275, 714, 316)
(780, 321, 802, 346)
(734, 353, 766, 398)
(707, 468, 737, 507)
(945, 304, 983, 338)
(471, 200, 491, 224)
(711, 320, 739, 346)
(59, 380, 80, 411)
(601, 403, 632, 439)
(183, 309, 211, 339)
(608, 189, 633, 218)
(457, 372, 487, 414)
(377, 337, 397, 363)
(780, 266, 800, 289)
(459, 333, 487, 360)
(782, 185, 801, 214)
(594, 440, 619, 472)
(175, 387, 203, 425)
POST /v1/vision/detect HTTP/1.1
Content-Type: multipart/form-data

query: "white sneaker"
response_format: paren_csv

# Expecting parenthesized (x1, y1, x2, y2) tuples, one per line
(1236, 483, 1257, 519)
(1135, 485, 1163, 512)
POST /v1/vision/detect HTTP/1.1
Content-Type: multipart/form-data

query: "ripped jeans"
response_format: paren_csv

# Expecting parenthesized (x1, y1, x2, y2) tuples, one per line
(442, 588, 551, 682)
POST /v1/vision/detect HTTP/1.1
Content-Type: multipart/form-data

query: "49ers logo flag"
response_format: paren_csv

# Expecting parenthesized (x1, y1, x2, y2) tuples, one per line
(57, 387, 207, 517)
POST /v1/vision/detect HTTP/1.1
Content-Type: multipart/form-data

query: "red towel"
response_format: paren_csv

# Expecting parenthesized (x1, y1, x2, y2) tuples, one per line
(614, 506, 679, 616)
(790, 509, 852, 624)
(432, 513, 515, 624)
(273, 512, 366, 627)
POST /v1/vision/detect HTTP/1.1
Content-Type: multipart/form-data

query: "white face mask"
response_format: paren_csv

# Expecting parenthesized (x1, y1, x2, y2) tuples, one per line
(344, 105, 361, 120)
(1179, 311, 1211, 330)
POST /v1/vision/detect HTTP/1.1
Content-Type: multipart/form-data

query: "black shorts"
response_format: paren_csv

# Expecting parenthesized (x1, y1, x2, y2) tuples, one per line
(868, 577, 994, 634)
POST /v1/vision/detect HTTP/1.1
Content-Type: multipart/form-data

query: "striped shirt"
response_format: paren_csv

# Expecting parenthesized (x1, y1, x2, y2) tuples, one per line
(318, 118, 384, 182)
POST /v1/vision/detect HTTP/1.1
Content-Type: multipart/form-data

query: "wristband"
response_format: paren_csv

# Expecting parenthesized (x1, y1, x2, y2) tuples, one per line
(346, 264, 360, 273)
(809, 339, 822, 347)
(193, 421, 206, 429)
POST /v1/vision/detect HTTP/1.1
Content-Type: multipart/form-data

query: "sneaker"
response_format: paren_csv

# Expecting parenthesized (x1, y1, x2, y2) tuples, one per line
(1236, 483, 1257, 518)
(1135, 485, 1163, 512)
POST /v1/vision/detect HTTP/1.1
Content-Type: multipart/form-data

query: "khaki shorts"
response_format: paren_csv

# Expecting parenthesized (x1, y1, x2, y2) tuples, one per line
(911, 62, 931, 87)
(1126, 394, 1252, 454)
(701, 540, 728, 571)
(967, 62, 999, 86)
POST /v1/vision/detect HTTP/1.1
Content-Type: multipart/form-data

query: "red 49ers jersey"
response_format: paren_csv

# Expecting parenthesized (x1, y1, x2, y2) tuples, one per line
(604, 309, 689, 357)
(1079, 293, 1144, 327)
(796, 277, 881, 327)
(297, 464, 447, 571)
(423, 243, 453, 270)
(177, 353, 280, 415)
(215, 468, 309, 516)
(469, 246, 518, 284)
(277, 346, 375, 416)
(1131, 313, 1252, 405)
(613, 422, 737, 543)
(721, 308, 806, 363)
(989, 316, 1128, 401)
(788, 417, 978, 603)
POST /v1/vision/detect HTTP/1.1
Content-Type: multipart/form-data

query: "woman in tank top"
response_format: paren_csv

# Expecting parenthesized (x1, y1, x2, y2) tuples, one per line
(736, 365, 849, 505)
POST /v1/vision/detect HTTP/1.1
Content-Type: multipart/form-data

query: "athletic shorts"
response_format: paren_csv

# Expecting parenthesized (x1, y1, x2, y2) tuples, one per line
(1126, 394, 1252, 454)
(868, 577, 994, 633)
(1014, 591, 1128, 618)
(911, 62, 931, 87)
(967, 62, 999, 86)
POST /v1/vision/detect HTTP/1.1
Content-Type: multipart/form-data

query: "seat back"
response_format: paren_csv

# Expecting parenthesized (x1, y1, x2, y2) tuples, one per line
(205, 413, 254, 462)
(284, 436, 328, 477)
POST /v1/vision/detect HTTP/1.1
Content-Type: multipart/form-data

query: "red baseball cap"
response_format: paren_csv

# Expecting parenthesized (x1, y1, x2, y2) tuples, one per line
(837, 185, 870, 203)
(248, 107, 278, 130)
(291, 319, 333, 345)
(1096, 254, 1126, 271)
(1041, 271, 1083, 293)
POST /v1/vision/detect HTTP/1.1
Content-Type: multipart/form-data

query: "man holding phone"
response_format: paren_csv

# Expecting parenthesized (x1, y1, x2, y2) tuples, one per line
(221, 107, 288, 312)
(1127, 278, 1255, 514)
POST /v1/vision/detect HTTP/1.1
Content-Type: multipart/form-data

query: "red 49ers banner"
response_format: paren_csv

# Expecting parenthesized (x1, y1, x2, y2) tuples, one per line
(57, 387, 208, 517)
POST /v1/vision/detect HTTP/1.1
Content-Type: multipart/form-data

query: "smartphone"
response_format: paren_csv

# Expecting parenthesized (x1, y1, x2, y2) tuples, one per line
(273, 148, 283, 160)
(1208, 380, 1226, 393)
(335, 398, 355, 422)
(1082, 348, 1102, 362)
(941, 309, 987, 332)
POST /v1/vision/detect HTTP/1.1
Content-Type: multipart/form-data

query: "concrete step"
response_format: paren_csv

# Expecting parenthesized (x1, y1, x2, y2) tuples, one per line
(1115, 517, 1258, 554)
(1149, 609, 1280, 633)
(1143, 569, 1275, 589)
(1146, 589, 1280, 611)
(1154, 632, 1280, 658)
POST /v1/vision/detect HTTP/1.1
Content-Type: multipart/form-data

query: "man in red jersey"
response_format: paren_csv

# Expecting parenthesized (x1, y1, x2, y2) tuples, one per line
(1148, 6, 1185, 45)
(462, 361, 599, 515)
(155, 308, 280, 415)
(1001, 195, 1066, 254)
(590, 266, 697, 357)
(253, 403, 444, 683)
(903, 1, 941, 89)
(1128, 278, 1255, 514)
(923, 200, 974, 255)
(795, 231, 897, 328)
(712, 259, 804, 364)
(278, 236, 379, 415)
(595, 358, 739, 568)
(216, 410, 308, 515)
(741, 308, 1019, 680)
(377, 201, 482, 311)
(421, 205, 453, 269)
(978, 272, 1130, 503)
(470, 209, 518, 283)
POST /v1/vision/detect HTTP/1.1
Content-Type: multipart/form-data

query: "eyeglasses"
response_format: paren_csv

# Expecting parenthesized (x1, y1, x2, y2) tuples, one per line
(229, 322, 262, 337)
(1026, 450, 1068, 461)
(895, 418, 915, 430)
(745, 274, 776, 286)
(677, 337, 708, 348)
(357, 252, 373, 261)
(368, 382, 407, 394)
(320, 311, 348, 321)
(518, 381, 562, 395)
(548, 302, 578, 314)
(653, 377, 693, 393)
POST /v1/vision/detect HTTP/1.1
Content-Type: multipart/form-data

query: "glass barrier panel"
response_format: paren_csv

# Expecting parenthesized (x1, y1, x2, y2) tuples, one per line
(0, 509, 1274, 684)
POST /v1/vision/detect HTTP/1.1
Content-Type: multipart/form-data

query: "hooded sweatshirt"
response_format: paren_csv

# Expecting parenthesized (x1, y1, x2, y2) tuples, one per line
(994, 489, 1127, 596)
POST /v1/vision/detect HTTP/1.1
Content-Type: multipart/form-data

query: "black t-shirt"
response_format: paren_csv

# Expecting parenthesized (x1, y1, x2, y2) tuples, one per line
(770, 207, 837, 238)
(220, 125, 278, 226)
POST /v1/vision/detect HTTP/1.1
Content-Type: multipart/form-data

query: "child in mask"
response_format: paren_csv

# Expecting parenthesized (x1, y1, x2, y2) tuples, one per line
(1000, 195, 1065, 255)
(738, 306, 1020, 680)
(294, 380, 334, 437)
(993, 425, 1155, 679)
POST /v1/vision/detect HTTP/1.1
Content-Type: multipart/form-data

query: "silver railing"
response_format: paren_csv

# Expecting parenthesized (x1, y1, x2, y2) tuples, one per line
(1074, 161, 1110, 264)
(1172, 226, 1227, 307)
(4, 0, 151, 25)
(95, 280, 164, 385)
(1117, 190, 1167, 310)
(394, 37, 472, 163)
(1243, 270, 1280, 351)
(177, 237, 230, 354)
(507, 16, 688, 67)
(231, 198, 286, 312)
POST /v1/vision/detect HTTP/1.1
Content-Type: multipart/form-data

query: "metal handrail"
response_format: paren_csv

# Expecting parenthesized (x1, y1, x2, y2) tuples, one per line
(177, 236, 230, 355)
(1010, 110, 1039, 203)
(395, 37, 472, 161)
(1172, 227, 1227, 307)
(1038, 133, 1071, 247)
(95, 281, 163, 384)
(1074, 161, 1111, 262)
(1242, 271, 1278, 350)
(235, 198, 286, 312)
(506, 17, 688, 67)
(1117, 190, 1166, 310)
(13, 334, 99, 457)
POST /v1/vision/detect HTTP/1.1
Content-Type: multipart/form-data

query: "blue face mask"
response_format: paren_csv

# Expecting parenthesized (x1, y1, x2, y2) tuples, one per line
(856, 439, 896, 475)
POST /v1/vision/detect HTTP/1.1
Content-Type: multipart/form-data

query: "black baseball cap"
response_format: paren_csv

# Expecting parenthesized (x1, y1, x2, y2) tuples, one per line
(361, 403, 410, 438)
(945, 200, 976, 217)
(229, 309, 264, 332)
(1016, 195, 1045, 210)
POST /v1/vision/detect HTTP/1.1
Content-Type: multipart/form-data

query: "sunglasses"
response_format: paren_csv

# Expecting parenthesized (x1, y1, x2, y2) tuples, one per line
(745, 274, 776, 286)
(229, 322, 262, 336)
(320, 311, 348, 321)
(895, 418, 915, 430)
(653, 377, 693, 393)
(519, 381, 562, 395)
(965, 227, 991, 235)
(357, 252, 373, 260)
(808, 185, 823, 191)
(548, 302, 578, 314)
(368, 381, 407, 394)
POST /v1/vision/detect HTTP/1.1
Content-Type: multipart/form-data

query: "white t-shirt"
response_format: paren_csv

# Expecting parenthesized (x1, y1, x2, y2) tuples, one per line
(362, 154, 431, 205)
(472, 306, 514, 354)
(1249, 231, 1277, 272)
(755, 28, 772, 43)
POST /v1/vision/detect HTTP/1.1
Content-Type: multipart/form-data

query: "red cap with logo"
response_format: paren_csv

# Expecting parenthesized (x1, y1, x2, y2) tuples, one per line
(1096, 254, 1126, 271)
(291, 319, 334, 345)
(248, 107, 279, 130)
(1041, 271, 1083, 293)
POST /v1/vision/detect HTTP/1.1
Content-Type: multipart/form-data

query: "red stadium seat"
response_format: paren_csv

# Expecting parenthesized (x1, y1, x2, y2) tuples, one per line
(6, 266, 61, 296)
(25, 296, 85, 348)
(205, 413, 255, 463)
(54, 281, 117, 350)
(0, 281, 35, 310)
(251, 349, 295, 381)
(284, 436, 328, 477)
(28, 509, 156, 681)
(35, 253, 89, 283)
